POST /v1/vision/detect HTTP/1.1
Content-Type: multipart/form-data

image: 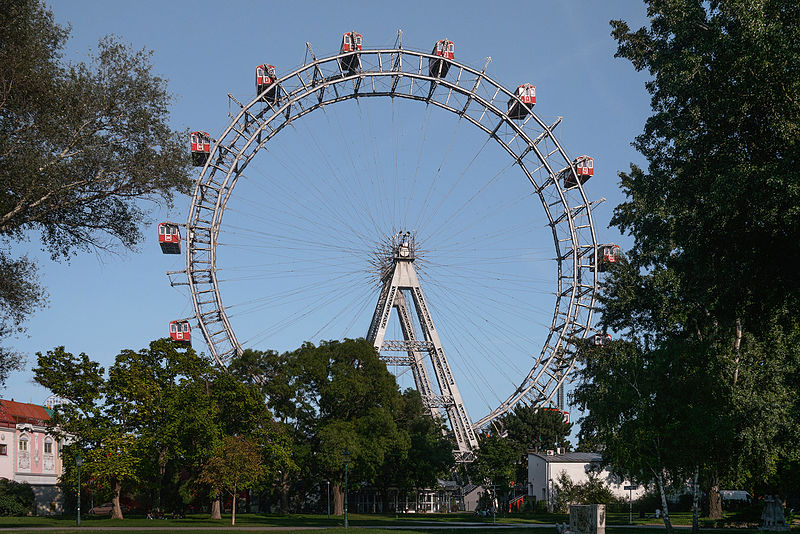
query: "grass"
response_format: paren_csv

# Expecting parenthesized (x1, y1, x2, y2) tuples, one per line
(0, 512, 796, 533)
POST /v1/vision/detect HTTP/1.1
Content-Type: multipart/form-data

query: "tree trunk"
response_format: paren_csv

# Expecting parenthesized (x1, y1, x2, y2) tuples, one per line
(210, 497, 222, 520)
(111, 479, 124, 520)
(381, 487, 390, 514)
(156, 448, 167, 511)
(333, 483, 344, 515)
(708, 474, 722, 520)
(279, 471, 290, 513)
(655, 470, 673, 534)
(733, 318, 742, 386)
(691, 465, 700, 534)
(232, 486, 237, 526)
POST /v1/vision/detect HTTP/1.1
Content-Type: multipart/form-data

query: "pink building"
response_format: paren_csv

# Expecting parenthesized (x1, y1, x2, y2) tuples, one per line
(0, 399, 64, 515)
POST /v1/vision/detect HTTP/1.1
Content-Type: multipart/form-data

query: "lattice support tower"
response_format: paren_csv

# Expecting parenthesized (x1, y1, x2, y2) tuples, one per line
(367, 232, 478, 463)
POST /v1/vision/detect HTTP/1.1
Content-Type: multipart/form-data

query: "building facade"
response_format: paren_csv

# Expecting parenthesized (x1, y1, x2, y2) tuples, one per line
(0, 399, 64, 515)
(528, 450, 645, 508)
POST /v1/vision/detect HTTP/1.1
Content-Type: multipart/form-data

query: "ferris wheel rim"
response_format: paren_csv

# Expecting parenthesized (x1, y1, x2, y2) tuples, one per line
(183, 44, 600, 431)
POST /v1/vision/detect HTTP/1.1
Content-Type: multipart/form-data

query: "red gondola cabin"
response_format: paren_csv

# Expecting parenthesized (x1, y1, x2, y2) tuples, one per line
(340, 32, 362, 74)
(593, 333, 612, 346)
(158, 223, 181, 254)
(591, 244, 621, 272)
(508, 84, 536, 120)
(562, 155, 594, 188)
(429, 39, 454, 78)
(256, 64, 279, 104)
(169, 320, 191, 343)
(190, 131, 211, 166)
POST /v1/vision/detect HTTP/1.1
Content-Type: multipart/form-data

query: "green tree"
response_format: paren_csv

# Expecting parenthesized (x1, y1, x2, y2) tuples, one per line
(198, 436, 266, 526)
(503, 405, 571, 454)
(573, 335, 695, 533)
(0, 0, 191, 382)
(231, 339, 455, 514)
(580, 0, 800, 528)
(552, 472, 619, 514)
(469, 433, 517, 511)
(84, 433, 140, 520)
(372, 388, 454, 511)
(34, 339, 293, 519)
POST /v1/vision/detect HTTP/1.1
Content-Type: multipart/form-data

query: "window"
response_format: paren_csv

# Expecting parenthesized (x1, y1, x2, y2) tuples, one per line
(44, 441, 53, 454)
(0, 444, 6, 455)
(19, 437, 28, 451)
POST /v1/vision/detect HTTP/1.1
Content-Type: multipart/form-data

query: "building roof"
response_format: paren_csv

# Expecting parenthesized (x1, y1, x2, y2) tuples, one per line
(0, 399, 52, 426)
(529, 451, 602, 464)
(461, 483, 482, 496)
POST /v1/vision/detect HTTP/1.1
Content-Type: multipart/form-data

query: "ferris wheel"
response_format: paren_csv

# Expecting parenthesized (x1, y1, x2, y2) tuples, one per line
(160, 31, 616, 458)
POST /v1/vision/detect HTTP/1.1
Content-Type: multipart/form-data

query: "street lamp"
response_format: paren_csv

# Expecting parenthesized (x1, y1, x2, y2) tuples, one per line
(326, 480, 330, 519)
(342, 449, 351, 529)
(75, 453, 83, 527)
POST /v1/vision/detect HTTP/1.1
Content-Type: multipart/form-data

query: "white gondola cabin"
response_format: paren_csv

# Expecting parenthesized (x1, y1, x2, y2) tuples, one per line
(169, 320, 191, 343)
(158, 223, 181, 254)
(339, 31, 362, 74)
(190, 131, 210, 166)
(562, 155, 594, 188)
(593, 333, 612, 346)
(429, 39, 454, 78)
(508, 84, 536, 120)
(256, 64, 279, 103)
(590, 244, 621, 272)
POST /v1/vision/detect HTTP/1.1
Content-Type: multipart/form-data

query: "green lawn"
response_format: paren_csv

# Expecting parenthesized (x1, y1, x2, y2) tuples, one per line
(0, 512, 795, 533)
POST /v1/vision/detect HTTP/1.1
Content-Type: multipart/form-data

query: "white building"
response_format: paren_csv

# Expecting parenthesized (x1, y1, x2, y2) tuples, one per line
(527, 450, 645, 507)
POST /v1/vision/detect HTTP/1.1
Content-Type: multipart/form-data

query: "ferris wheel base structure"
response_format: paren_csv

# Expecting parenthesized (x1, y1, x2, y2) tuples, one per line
(167, 31, 616, 455)
(367, 232, 478, 462)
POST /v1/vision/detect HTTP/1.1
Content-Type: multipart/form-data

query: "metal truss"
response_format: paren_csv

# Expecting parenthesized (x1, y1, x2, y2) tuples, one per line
(179, 38, 601, 435)
(367, 233, 478, 461)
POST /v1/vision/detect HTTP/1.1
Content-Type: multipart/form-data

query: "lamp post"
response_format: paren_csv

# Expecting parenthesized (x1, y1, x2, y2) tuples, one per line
(76, 453, 83, 527)
(342, 449, 351, 529)
(326, 480, 330, 519)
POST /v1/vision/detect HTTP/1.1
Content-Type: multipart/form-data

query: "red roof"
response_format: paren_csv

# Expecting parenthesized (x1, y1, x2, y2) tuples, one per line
(0, 399, 51, 426)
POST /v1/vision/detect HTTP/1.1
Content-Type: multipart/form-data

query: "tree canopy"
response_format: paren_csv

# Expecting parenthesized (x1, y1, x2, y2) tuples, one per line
(469, 406, 571, 510)
(0, 0, 191, 383)
(34, 339, 292, 519)
(575, 0, 800, 529)
(230, 339, 455, 514)
(198, 436, 267, 526)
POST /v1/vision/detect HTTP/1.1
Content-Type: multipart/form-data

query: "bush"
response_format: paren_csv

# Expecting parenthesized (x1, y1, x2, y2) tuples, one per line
(552, 472, 623, 513)
(633, 490, 662, 514)
(522, 496, 537, 513)
(0, 479, 35, 516)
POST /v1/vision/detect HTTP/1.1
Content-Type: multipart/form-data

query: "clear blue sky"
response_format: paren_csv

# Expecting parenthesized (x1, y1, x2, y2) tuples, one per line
(6, 0, 652, 434)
